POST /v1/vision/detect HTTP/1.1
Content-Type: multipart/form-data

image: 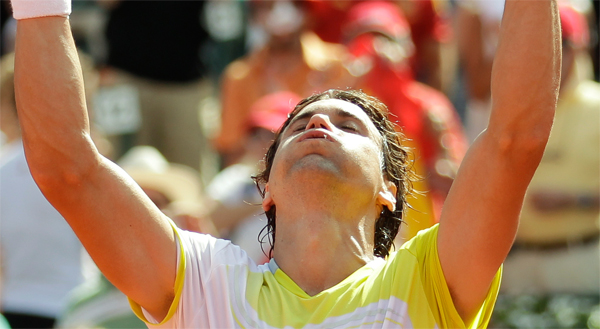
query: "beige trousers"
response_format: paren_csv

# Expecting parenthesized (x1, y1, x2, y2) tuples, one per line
(104, 70, 219, 184)
(501, 240, 600, 295)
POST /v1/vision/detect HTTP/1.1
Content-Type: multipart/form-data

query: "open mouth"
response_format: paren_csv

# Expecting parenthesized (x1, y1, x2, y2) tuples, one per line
(298, 129, 335, 142)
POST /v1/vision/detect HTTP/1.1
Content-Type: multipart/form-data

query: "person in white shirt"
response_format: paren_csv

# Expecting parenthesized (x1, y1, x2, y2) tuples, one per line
(0, 53, 86, 329)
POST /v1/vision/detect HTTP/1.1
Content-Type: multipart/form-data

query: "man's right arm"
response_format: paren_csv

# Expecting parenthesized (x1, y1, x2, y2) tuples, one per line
(14, 17, 177, 320)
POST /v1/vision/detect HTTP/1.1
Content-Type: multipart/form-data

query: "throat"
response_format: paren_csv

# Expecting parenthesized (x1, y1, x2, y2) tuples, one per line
(278, 249, 374, 297)
(273, 218, 375, 296)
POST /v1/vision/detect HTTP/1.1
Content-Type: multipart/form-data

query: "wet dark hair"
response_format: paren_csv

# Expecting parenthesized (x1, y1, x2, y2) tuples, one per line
(253, 89, 416, 259)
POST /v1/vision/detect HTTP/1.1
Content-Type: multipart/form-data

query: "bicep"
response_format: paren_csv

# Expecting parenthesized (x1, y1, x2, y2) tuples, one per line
(39, 154, 177, 320)
(437, 130, 540, 320)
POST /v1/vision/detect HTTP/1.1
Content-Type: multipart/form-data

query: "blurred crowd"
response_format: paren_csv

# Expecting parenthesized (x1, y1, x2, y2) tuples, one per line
(0, 0, 598, 328)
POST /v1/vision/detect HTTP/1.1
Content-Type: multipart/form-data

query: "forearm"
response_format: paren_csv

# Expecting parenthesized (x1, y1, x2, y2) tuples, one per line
(488, 0, 561, 144)
(15, 17, 96, 181)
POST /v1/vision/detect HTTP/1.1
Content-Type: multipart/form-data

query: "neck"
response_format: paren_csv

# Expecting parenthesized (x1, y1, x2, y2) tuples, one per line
(272, 186, 378, 296)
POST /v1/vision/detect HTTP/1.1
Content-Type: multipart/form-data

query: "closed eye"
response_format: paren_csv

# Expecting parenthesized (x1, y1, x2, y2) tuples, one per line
(339, 122, 360, 133)
(293, 124, 307, 132)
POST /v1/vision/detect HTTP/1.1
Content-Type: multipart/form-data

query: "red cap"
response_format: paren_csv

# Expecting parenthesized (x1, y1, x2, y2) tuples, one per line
(248, 91, 301, 132)
(560, 4, 589, 48)
(342, 1, 411, 42)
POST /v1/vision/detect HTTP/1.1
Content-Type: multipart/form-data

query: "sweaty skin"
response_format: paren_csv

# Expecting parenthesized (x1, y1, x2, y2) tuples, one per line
(13, 0, 560, 324)
(263, 99, 397, 296)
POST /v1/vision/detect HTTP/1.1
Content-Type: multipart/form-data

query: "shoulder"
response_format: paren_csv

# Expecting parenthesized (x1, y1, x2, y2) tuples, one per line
(389, 224, 501, 328)
(177, 228, 256, 268)
(177, 228, 231, 253)
(399, 224, 440, 256)
(384, 225, 440, 275)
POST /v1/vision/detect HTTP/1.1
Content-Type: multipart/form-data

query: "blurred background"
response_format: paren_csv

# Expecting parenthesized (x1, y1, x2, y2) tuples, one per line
(0, 0, 598, 328)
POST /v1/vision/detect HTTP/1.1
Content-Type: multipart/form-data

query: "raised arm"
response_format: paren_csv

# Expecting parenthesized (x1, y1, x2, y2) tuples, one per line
(437, 0, 561, 322)
(13, 14, 176, 320)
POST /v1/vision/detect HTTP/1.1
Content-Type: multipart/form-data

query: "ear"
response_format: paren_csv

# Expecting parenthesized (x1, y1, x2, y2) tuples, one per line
(377, 180, 397, 213)
(262, 183, 275, 212)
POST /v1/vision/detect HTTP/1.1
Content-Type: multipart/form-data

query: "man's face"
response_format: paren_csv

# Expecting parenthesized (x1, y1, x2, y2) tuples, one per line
(264, 99, 391, 209)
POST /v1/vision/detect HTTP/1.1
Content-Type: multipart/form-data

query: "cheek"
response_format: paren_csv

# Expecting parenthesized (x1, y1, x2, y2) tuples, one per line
(345, 136, 382, 160)
(267, 144, 288, 180)
(343, 138, 385, 178)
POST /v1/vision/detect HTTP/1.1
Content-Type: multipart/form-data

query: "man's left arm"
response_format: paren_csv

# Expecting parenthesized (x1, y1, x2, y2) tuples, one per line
(436, 0, 561, 323)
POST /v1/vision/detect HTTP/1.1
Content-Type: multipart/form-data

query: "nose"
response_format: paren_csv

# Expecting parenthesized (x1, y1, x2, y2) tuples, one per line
(306, 114, 334, 131)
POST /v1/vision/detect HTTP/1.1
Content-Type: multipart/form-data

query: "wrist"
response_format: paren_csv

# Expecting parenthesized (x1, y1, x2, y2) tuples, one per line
(11, 0, 71, 20)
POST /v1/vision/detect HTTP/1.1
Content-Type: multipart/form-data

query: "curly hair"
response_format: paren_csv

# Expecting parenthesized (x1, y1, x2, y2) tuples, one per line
(252, 89, 416, 259)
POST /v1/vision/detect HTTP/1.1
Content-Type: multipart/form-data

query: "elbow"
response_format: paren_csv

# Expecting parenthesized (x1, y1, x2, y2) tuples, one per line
(30, 158, 97, 196)
(489, 123, 552, 163)
(489, 104, 555, 156)
(30, 162, 93, 193)
(27, 140, 100, 195)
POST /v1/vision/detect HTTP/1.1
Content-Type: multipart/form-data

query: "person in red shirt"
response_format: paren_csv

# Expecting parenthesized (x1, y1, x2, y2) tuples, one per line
(344, 1, 468, 224)
(215, 0, 353, 166)
(307, 0, 453, 91)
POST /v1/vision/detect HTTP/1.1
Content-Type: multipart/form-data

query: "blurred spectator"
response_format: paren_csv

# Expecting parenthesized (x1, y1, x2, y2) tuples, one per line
(0, 0, 13, 56)
(56, 272, 146, 329)
(0, 315, 8, 329)
(207, 91, 300, 264)
(117, 146, 216, 235)
(215, 0, 354, 166)
(57, 146, 216, 329)
(0, 52, 101, 329)
(97, 0, 218, 179)
(560, 0, 598, 83)
(0, 56, 18, 150)
(395, 0, 455, 92)
(491, 293, 599, 328)
(202, 0, 248, 80)
(456, 0, 596, 143)
(307, 0, 455, 93)
(343, 2, 468, 227)
(593, 0, 599, 81)
(501, 4, 599, 295)
(68, 1, 109, 63)
(455, 0, 504, 143)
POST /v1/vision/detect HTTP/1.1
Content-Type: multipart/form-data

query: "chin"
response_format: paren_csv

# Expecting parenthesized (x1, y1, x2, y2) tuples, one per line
(293, 154, 343, 176)
(286, 157, 361, 193)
